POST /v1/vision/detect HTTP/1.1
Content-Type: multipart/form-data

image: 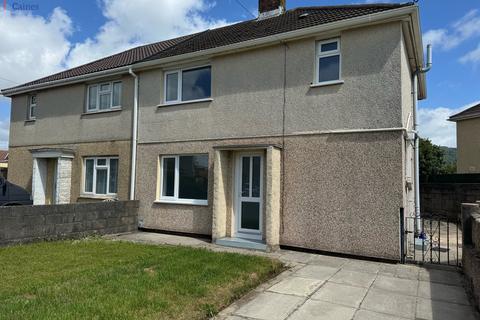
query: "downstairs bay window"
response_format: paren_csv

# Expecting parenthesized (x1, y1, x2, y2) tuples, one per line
(83, 157, 119, 196)
(158, 154, 209, 205)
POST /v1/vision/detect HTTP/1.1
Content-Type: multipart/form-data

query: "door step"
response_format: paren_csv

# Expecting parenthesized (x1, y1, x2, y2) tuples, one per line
(216, 237, 267, 251)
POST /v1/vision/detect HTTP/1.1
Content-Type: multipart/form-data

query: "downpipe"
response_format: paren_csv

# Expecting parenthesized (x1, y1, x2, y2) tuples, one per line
(413, 44, 432, 235)
(129, 68, 139, 201)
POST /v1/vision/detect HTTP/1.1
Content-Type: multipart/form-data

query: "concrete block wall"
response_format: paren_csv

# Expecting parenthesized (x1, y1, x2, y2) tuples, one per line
(462, 202, 480, 311)
(421, 183, 480, 220)
(0, 201, 139, 246)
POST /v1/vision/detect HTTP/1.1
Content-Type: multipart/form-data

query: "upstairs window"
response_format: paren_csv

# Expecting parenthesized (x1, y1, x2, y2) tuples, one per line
(83, 157, 119, 196)
(28, 95, 37, 120)
(87, 81, 122, 112)
(164, 66, 211, 104)
(315, 39, 341, 84)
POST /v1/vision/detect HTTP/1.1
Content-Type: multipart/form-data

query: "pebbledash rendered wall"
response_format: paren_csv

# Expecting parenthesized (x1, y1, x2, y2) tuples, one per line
(462, 202, 480, 312)
(0, 201, 138, 246)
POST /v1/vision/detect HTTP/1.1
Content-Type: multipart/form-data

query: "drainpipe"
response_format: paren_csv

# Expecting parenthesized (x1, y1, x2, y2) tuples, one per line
(413, 44, 432, 233)
(129, 68, 138, 201)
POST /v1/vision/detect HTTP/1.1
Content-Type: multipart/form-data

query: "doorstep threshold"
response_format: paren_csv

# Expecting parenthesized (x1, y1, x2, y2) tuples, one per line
(216, 237, 267, 251)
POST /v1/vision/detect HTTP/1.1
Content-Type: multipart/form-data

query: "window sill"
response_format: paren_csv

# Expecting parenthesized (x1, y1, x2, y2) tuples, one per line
(81, 108, 122, 116)
(79, 194, 118, 200)
(25, 119, 36, 123)
(157, 98, 213, 108)
(154, 199, 208, 206)
(310, 80, 344, 88)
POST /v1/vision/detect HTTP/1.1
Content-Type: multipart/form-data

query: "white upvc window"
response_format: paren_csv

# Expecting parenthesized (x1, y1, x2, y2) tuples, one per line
(83, 157, 119, 196)
(28, 95, 37, 120)
(86, 81, 122, 112)
(164, 66, 211, 104)
(158, 154, 209, 205)
(315, 38, 342, 85)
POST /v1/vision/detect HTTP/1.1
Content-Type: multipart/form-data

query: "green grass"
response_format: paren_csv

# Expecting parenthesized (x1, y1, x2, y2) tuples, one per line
(0, 239, 283, 320)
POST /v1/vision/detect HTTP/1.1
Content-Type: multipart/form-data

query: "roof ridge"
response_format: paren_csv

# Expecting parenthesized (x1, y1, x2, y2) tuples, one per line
(292, 3, 414, 11)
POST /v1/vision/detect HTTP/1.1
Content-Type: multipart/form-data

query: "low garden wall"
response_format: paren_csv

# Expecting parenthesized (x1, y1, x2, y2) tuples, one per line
(462, 201, 480, 311)
(421, 183, 480, 220)
(0, 201, 138, 246)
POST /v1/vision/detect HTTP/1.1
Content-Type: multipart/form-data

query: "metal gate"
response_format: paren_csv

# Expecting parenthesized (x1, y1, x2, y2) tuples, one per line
(401, 209, 462, 266)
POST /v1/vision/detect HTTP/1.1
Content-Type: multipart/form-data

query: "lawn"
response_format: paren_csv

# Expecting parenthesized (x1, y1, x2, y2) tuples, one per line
(0, 239, 283, 320)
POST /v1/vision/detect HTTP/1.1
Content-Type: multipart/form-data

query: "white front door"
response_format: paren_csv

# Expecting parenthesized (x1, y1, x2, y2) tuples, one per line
(235, 153, 263, 240)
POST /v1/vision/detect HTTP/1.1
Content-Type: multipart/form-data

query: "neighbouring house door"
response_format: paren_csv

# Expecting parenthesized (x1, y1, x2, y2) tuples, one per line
(235, 153, 263, 240)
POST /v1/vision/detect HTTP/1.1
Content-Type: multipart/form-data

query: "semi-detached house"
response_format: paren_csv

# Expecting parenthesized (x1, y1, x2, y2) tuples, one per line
(1, 1, 428, 260)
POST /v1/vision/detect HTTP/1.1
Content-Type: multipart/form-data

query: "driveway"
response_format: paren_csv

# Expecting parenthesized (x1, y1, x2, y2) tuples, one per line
(109, 232, 478, 320)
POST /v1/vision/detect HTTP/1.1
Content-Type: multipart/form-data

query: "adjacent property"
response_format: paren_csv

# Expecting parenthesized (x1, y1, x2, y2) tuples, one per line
(1, 1, 428, 260)
(449, 102, 480, 173)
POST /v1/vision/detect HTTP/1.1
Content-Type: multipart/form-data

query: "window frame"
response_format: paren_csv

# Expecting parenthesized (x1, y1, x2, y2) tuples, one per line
(86, 81, 122, 113)
(157, 154, 209, 206)
(314, 38, 342, 85)
(28, 94, 37, 120)
(82, 157, 119, 197)
(163, 65, 212, 104)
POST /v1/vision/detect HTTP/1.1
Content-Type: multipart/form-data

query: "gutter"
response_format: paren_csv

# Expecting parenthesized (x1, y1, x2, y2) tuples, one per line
(1, 5, 421, 97)
(128, 68, 139, 201)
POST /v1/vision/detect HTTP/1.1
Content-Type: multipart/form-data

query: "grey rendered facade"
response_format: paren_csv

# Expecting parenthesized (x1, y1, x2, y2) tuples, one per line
(2, 2, 425, 260)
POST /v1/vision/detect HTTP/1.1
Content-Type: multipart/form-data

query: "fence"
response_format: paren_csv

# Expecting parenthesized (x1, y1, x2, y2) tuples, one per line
(0, 201, 138, 246)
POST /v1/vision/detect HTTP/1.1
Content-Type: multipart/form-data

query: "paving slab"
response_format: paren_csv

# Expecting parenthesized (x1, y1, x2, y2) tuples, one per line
(416, 297, 478, 320)
(288, 300, 357, 320)
(393, 265, 419, 280)
(372, 275, 418, 296)
(361, 288, 416, 319)
(418, 268, 464, 286)
(329, 269, 377, 288)
(353, 309, 407, 320)
(311, 282, 368, 308)
(342, 260, 381, 274)
(267, 276, 324, 297)
(417, 281, 470, 305)
(293, 265, 339, 281)
(308, 255, 347, 268)
(233, 292, 304, 320)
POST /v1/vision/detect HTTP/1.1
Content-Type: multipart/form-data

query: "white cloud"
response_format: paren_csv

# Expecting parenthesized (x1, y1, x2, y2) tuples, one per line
(460, 43, 480, 64)
(418, 100, 480, 147)
(66, 0, 227, 68)
(423, 9, 480, 50)
(0, 117, 10, 149)
(0, 8, 72, 88)
(0, 0, 226, 148)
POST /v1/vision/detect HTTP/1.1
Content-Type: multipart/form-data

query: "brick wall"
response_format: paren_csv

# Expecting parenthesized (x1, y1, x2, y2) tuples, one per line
(462, 202, 480, 312)
(0, 201, 138, 246)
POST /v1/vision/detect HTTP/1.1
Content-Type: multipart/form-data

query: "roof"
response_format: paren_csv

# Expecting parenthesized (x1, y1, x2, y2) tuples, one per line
(0, 151, 8, 163)
(449, 102, 480, 122)
(2, 3, 414, 94)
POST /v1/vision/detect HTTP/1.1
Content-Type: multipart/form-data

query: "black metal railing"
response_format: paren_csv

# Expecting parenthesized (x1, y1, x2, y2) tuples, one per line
(402, 211, 462, 266)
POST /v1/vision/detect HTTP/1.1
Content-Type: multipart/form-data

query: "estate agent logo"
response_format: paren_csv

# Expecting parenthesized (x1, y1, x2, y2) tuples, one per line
(3, 1, 40, 11)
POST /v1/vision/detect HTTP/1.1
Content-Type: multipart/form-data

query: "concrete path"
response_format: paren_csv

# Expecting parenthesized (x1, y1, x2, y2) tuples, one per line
(108, 232, 479, 320)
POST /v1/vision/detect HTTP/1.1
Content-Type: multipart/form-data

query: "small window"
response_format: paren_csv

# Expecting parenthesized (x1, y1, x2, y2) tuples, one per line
(28, 95, 37, 120)
(164, 66, 211, 104)
(315, 39, 341, 84)
(159, 154, 209, 205)
(83, 157, 119, 196)
(86, 81, 122, 112)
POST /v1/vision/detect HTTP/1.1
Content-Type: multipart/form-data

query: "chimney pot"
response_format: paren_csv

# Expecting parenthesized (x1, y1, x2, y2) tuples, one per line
(258, 0, 285, 18)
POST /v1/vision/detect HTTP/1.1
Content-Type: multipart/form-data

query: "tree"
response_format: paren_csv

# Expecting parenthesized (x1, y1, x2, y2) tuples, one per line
(419, 138, 454, 181)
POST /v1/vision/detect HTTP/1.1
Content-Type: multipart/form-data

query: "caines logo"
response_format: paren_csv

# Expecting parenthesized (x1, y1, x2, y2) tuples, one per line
(3, 0, 40, 11)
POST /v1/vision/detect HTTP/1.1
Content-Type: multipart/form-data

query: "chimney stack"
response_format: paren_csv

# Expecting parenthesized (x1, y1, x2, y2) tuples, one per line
(258, 0, 285, 19)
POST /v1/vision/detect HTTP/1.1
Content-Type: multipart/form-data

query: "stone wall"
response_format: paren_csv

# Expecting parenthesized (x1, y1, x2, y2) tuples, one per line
(0, 201, 138, 246)
(462, 202, 480, 311)
(421, 183, 480, 220)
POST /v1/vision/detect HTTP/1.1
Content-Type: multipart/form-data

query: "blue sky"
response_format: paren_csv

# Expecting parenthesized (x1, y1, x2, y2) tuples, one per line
(1, 0, 480, 148)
